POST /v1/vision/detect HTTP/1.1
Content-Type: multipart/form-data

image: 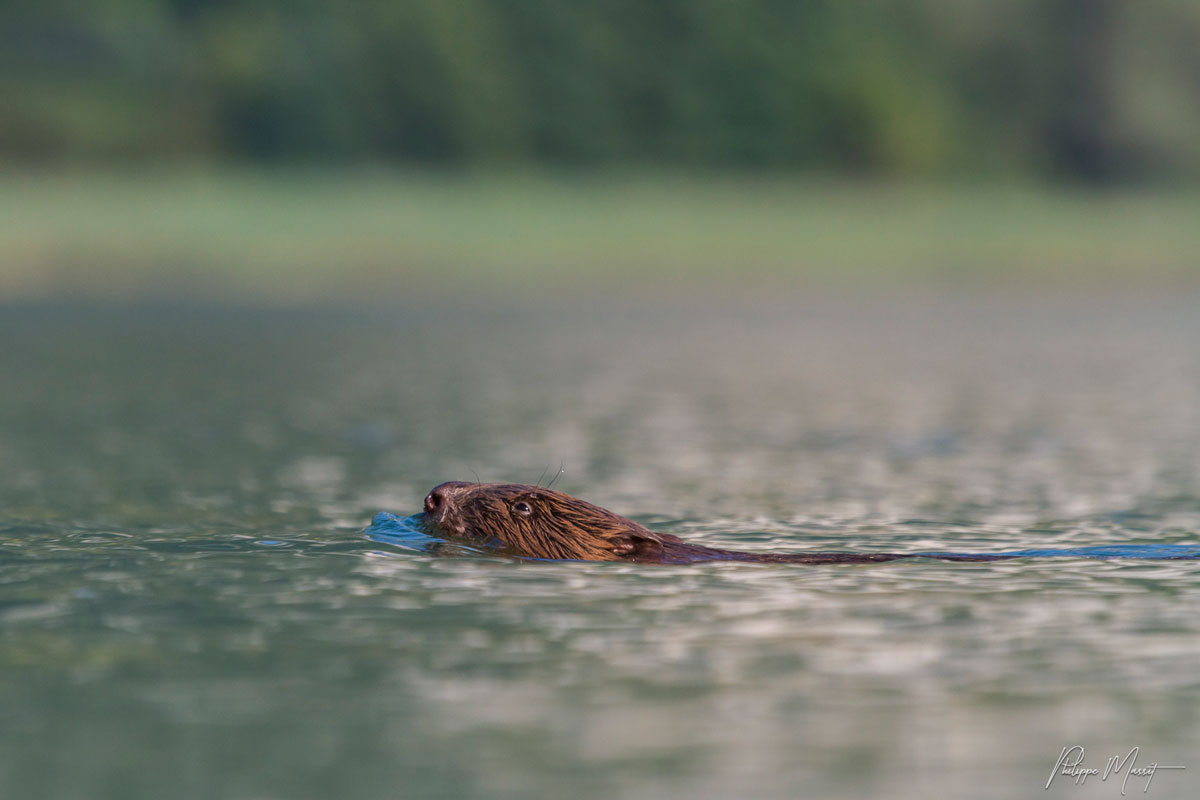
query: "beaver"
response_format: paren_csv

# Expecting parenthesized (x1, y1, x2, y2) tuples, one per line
(420, 481, 1011, 564)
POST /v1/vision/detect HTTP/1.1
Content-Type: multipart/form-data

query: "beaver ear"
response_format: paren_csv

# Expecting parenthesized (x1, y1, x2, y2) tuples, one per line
(610, 531, 665, 560)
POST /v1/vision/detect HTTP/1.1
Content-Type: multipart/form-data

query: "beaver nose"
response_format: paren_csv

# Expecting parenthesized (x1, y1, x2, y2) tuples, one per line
(424, 481, 471, 515)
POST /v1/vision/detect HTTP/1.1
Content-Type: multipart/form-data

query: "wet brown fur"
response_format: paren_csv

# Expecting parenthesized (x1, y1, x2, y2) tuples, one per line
(422, 481, 1011, 565)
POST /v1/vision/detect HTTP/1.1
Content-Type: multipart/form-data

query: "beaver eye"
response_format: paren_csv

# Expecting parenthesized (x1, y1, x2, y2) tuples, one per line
(511, 500, 533, 517)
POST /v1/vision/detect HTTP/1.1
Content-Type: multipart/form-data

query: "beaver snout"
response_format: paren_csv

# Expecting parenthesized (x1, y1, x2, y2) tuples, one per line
(422, 481, 473, 534)
(423, 489, 444, 514)
(424, 480, 471, 511)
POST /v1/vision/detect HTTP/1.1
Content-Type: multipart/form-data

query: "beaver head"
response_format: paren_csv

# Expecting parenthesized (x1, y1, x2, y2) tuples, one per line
(421, 481, 680, 561)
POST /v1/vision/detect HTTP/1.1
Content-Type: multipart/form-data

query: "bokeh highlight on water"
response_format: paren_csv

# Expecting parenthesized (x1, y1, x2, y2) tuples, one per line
(2, 292, 1199, 799)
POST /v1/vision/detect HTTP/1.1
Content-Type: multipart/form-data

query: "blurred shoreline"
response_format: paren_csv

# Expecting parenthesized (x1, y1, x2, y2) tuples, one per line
(3, 167, 1198, 304)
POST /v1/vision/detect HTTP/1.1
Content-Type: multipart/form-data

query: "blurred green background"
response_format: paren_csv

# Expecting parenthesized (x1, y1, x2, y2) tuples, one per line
(3, 0, 1199, 299)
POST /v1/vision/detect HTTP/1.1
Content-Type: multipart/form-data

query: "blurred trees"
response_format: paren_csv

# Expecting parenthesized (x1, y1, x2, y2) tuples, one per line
(1, 0, 1197, 180)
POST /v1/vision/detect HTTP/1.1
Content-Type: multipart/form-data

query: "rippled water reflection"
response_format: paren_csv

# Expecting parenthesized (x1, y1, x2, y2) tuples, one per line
(2, 293, 1199, 799)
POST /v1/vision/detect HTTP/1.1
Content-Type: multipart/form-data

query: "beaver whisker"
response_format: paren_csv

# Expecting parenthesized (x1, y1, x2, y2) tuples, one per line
(546, 462, 565, 491)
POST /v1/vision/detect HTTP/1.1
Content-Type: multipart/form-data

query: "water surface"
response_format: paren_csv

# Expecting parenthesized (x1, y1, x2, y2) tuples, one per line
(2, 292, 1199, 799)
